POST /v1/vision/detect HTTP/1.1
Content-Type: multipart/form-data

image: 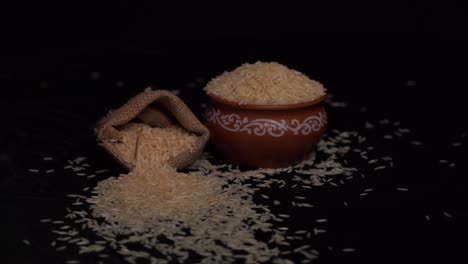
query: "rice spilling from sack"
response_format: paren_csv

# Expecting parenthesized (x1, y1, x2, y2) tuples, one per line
(86, 122, 288, 262)
(204, 62, 326, 105)
(91, 122, 224, 231)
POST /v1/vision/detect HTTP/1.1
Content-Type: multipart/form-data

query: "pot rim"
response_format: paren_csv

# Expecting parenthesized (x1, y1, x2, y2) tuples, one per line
(207, 93, 326, 110)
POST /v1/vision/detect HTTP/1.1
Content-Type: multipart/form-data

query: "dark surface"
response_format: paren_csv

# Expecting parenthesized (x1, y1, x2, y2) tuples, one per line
(1, 3, 468, 264)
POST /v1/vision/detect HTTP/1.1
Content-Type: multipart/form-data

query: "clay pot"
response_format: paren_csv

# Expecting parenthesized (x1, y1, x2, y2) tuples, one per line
(205, 94, 327, 168)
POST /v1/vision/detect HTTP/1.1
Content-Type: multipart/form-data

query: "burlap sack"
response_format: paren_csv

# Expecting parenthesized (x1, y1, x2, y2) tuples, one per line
(95, 88, 209, 171)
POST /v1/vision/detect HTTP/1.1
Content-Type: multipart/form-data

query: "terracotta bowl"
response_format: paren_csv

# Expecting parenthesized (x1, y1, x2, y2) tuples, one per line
(205, 94, 327, 168)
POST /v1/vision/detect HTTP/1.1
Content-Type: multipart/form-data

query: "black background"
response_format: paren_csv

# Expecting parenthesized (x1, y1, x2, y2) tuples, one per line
(1, 2, 467, 264)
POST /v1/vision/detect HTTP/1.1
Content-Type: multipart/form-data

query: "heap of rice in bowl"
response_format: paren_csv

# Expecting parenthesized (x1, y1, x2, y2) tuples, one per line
(204, 61, 326, 105)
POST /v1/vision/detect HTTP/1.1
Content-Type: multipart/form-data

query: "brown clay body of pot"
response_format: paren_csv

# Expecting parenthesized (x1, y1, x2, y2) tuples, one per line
(205, 94, 327, 168)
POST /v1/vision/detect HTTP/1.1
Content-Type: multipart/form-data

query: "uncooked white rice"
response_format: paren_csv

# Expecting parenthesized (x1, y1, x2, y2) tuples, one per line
(74, 157, 88, 164)
(313, 228, 326, 235)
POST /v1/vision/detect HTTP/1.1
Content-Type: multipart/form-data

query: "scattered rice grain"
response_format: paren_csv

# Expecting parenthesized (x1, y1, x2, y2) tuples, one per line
(396, 187, 409, 192)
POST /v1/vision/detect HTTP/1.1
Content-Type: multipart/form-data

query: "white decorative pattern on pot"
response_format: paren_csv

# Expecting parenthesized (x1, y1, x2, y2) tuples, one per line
(205, 106, 327, 138)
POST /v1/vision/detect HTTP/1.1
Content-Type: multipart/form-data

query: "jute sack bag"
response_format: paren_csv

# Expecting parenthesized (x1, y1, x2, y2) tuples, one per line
(95, 88, 209, 170)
